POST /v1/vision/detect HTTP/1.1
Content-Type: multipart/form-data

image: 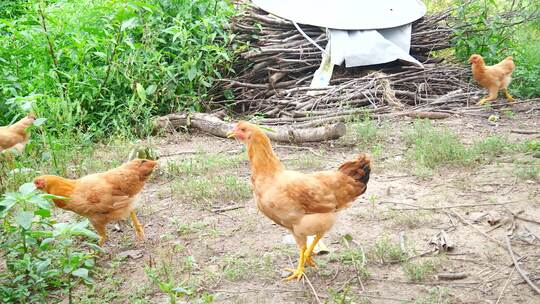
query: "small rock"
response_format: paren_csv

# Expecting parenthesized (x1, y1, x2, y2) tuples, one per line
(118, 249, 143, 260)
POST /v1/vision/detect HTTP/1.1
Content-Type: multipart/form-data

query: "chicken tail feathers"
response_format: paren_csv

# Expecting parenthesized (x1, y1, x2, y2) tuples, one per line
(338, 153, 371, 187)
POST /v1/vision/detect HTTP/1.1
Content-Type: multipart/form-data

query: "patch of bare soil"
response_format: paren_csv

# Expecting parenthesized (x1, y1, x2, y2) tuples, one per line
(75, 104, 539, 304)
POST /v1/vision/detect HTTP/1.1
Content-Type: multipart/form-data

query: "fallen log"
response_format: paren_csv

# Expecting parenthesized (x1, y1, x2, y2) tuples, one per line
(153, 112, 346, 143)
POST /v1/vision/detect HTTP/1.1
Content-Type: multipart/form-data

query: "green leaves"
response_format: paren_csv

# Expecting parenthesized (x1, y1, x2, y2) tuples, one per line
(0, 180, 98, 302)
(14, 211, 33, 229)
(120, 17, 138, 31)
(19, 182, 36, 195)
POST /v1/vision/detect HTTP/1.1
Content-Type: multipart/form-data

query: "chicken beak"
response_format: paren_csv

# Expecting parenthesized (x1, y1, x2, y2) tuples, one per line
(226, 131, 236, 139)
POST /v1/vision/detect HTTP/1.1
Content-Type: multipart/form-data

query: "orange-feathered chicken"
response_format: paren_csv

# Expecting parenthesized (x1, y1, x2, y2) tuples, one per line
(0, 115, 35, 153)
(227, 122, 371, 281)
(469, 54, 515, 105)
(33, 159, 158, 246)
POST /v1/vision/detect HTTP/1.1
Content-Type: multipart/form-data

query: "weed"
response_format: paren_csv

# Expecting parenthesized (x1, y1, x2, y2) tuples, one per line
(402, 258, 440, 282)
(0, 183, 98, 303)
(171, 175, 251, 205)
(403, 120, 469, 169)
(355, 112, 381, 146)
(403, 120, 517, 175)
(514, 161, 540, 181)
(222, 256, 249, 281)
(288, 154, 323, 170)
(327, 285, 358, 304)
(369, 235, 407, 264)
(390, 210, 431, 229)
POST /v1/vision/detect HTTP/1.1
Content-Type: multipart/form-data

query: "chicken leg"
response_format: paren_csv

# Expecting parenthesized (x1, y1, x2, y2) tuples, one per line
(504, 88, 514, 102)
(304, 234, 323, 268)
(477, 87, 499, 105)
(130, 211, 145, 242)
(283, 244, 307, 281)
(91, 222, 107, 246)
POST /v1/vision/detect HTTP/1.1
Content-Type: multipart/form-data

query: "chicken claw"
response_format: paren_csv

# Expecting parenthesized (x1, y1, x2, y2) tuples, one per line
(476, 98, 489, 105)
(283, 267, 305, 281)
(283, 245, 307, 282)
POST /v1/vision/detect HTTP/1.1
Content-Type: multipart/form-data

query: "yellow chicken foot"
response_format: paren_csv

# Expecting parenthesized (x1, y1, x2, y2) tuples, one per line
(303, 235, 323, 268)
(130, 211, 145, 241)
(504, 89, 514, 102)
(476, 97, 490, 105)
(98, 234, 107, 247)
(283, 245, 307, 281)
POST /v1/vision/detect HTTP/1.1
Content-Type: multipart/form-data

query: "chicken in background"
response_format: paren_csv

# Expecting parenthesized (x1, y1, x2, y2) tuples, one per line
(227, 122, 371, 281)
(469, 54, 515, 105)
(33, 159, 158, 246)
(0, 115, 35, 154)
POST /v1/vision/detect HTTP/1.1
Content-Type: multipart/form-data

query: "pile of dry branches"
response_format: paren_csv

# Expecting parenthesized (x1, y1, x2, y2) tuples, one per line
(209, 3, 480, 123)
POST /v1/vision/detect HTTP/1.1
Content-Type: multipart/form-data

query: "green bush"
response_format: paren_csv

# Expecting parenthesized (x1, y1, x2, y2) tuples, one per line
(0, 0, 235, 137)
(0, 183, 98, 303)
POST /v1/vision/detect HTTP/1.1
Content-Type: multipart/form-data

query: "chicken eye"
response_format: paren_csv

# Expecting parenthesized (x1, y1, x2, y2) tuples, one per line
(240, 128, 246, 132)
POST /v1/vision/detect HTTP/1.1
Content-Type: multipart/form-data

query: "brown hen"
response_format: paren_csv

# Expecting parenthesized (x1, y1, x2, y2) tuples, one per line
(469, 54, 515, 105)
(228, 122, 371, 281)
(33, 159, 157, 246)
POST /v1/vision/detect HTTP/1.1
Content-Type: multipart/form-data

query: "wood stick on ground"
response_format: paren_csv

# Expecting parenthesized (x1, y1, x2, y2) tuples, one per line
(303, 274, 322, 304)
(437, 272, 469, 280)
(387, 200, 520, 211)
(343, 238, 366, 291)
(212, 205, 245, 213)
(510, 129, 540, 135)
(153, 112, 347, 143)
(504, 234, 540, 294)
(495, 267, 516, 304)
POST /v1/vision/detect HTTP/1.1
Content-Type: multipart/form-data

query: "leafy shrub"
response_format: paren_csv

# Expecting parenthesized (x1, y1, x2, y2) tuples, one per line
(0, 0, 235, 137)
(0, 183, 98, 303)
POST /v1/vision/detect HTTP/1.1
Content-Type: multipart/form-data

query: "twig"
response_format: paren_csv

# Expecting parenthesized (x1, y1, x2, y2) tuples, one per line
(504, 235, 540, 294)
(510, 129, 539, 135)
(159, 150, 199, 157)
(343, 238, 366, 291)
(303, 274, 322, 304)
(275, 145, 324, 157)
(495, 267, 515, 304)
(437, 272, 469, 280)
(212, 205, 245, 213)
(451, 210, 518, 255)
(387, 200, 520, 211)
(37, 3, 66, 99)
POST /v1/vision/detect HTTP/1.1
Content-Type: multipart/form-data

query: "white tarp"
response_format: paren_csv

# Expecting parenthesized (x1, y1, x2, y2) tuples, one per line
(251, 0, 427, 30)
(330, 24, 422, 67)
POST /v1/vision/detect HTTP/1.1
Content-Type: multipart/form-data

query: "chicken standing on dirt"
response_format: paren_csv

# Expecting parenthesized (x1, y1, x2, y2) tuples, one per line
(227, 122, 371, 281)
(469, 54, 515, 105)
(33, 159, 158, 246)
(0, 115, 35, 153)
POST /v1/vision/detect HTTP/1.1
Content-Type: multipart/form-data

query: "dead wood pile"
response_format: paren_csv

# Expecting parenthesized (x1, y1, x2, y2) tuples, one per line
(207, 3, 486, 125)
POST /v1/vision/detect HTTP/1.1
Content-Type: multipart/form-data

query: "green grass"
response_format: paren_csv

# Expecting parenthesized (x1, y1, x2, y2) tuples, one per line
(403, 120, 515, 176)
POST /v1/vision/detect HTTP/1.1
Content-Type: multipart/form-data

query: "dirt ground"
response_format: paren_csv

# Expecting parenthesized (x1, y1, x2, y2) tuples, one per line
(74, 101, 539, 304)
